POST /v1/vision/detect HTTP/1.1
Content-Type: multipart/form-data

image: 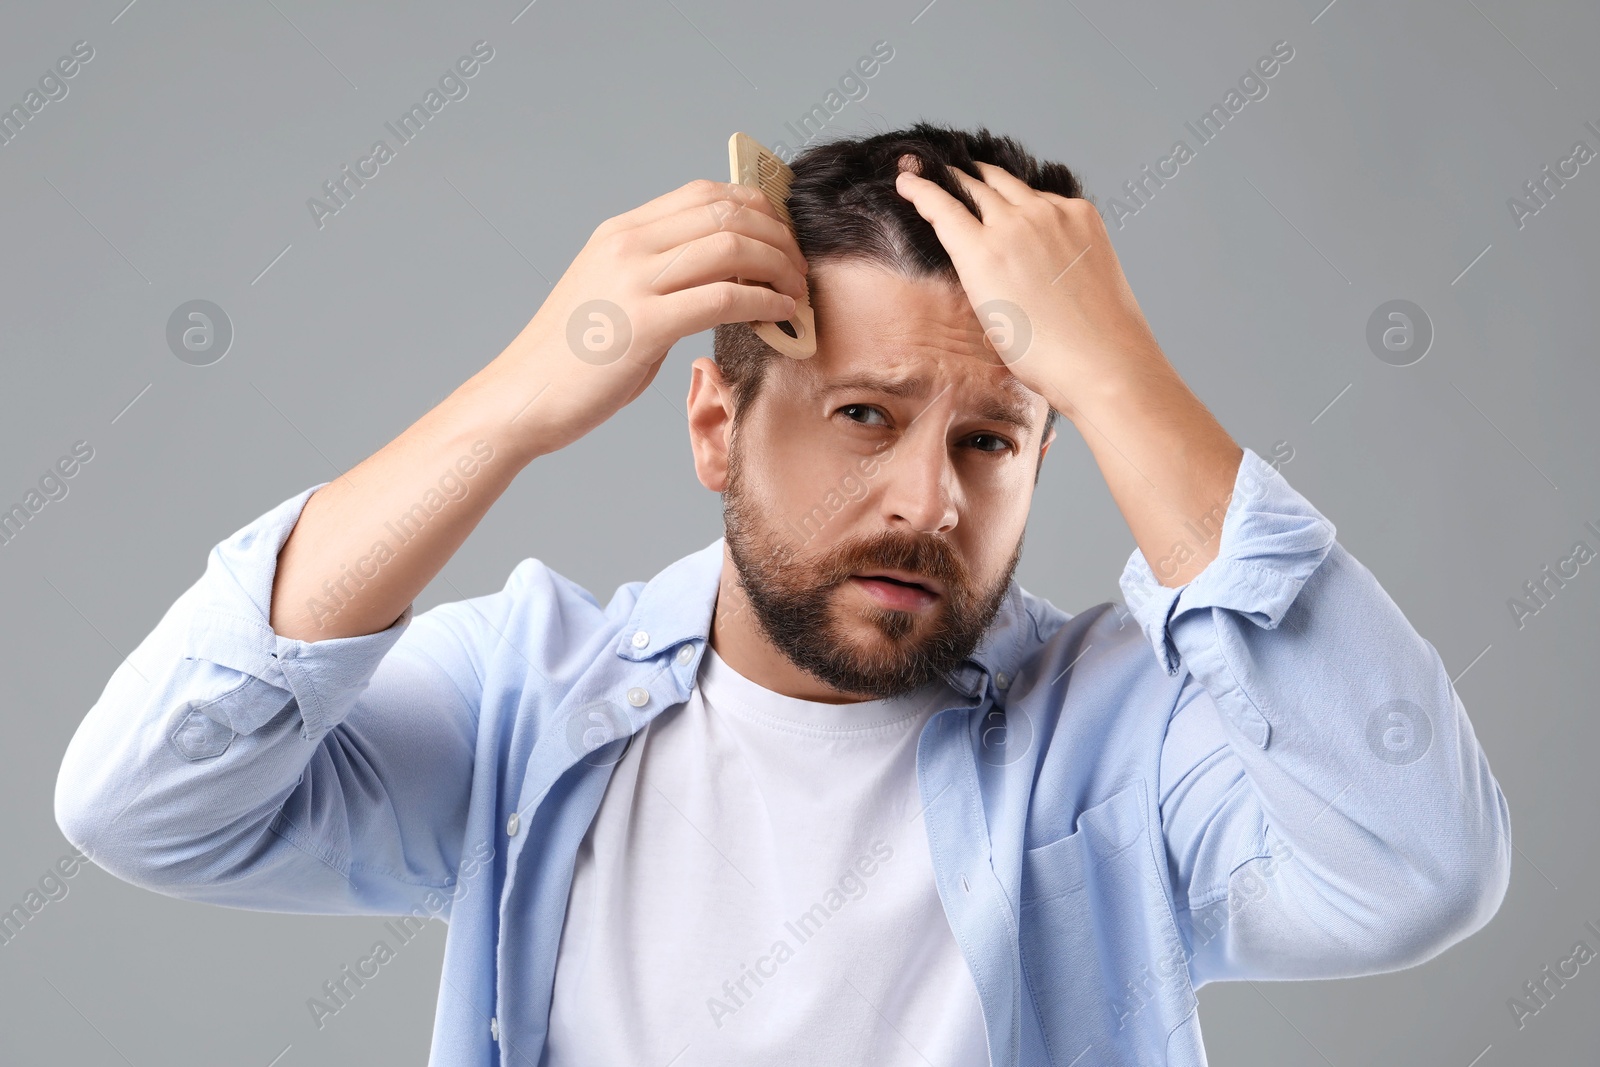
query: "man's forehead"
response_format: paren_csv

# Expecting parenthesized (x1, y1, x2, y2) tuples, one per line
(794, 260, 1044, 428)
(810, 258, 972, 327)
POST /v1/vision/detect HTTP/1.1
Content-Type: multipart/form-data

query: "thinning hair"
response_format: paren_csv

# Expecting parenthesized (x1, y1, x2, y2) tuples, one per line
(712, 120, 1090, 450)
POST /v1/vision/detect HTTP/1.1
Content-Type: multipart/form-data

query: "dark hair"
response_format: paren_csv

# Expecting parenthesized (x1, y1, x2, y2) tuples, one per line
(713, 121, 1089, 453)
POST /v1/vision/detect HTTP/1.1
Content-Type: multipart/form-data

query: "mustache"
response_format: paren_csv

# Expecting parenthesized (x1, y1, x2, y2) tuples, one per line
(816, 530, 967, 590)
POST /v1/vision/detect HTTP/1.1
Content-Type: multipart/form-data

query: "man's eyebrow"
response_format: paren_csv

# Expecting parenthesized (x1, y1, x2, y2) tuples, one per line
(822, 373, 1037, 432)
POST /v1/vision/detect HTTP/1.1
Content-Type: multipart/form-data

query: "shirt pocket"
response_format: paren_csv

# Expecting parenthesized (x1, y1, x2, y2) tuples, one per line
(1018, 780, 1198, 1067)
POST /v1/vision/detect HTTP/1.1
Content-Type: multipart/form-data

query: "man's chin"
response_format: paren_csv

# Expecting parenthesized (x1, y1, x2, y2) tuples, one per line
(813, 612, 946, 669)
(829, 590, 940, 638)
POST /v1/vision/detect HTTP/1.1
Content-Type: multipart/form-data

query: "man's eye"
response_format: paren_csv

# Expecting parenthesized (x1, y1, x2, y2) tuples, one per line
(970, 434, 1016, 454)
(838, 404, 888, 426)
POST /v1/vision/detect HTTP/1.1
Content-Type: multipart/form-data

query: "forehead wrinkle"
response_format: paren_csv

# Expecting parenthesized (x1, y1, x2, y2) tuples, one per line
(878, 310, 985, 359)
(801, 261, 1042, 433)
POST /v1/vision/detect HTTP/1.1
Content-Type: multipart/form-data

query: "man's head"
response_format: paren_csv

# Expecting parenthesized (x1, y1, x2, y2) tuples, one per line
(686, 122, 1086, 701)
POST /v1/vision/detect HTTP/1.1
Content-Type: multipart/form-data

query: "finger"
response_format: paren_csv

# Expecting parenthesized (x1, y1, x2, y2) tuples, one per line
(970, 160, 1039, 207)
(941, 161, 1013, 218)
(655, 280, 798, 338)
(894, 167, 986, 245)
(632, 196, 809, 279)
(603, 179, 779, 236)
(651, 230, 810, 303)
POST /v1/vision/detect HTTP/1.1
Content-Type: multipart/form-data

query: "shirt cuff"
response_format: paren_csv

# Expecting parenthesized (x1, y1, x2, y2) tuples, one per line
(1117, 446, 1337, 676)
(179, 481, 415, 742)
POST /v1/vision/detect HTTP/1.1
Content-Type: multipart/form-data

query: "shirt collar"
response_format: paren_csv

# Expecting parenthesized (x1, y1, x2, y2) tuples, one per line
(615, 536, 1039, 701)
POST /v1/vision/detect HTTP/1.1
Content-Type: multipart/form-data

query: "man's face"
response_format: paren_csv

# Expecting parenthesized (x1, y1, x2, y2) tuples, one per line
(718, 260, 1055, 700)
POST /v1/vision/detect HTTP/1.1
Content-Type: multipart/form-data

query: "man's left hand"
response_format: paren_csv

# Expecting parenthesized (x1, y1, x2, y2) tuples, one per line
(892, 154, 1165, 416)
(894, 152, 1245, 590)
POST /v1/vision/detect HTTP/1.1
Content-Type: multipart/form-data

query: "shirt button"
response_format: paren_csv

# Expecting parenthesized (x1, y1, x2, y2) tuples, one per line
(490, 1016, 499, 1041)
(676, 644, 694, 664)
(995, 671, 1011, 690)
(505, 812, 520, 837)
(960, 874, 971, 893)
(627, 687, 649, 707)
(631, 630, 650, 649)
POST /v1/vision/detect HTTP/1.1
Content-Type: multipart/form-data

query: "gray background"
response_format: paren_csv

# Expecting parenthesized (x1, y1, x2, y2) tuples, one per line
(2, 0, 1595, 1063)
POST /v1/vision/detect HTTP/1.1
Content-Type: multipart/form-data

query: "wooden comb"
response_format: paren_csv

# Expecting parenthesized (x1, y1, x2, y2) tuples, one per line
(727, 131, 816, 359)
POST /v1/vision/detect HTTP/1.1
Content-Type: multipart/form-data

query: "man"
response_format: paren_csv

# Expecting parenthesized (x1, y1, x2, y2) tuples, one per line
(56, 122, 1510, 1066)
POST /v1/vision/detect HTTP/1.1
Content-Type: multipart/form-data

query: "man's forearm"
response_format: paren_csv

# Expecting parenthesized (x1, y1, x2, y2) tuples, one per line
(1061, 350, 1243, 588)
(269, 355, 550, 642)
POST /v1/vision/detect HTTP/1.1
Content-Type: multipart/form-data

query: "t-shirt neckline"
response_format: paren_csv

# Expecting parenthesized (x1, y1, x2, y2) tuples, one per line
(698, 643, 952, 734)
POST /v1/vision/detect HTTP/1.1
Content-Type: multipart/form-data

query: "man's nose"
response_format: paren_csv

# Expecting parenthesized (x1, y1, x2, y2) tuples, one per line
(878, 431, 958, 535)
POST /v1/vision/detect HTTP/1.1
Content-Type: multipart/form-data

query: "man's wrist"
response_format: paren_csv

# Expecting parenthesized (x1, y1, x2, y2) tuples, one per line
(1048, 343, 1175, 430)
(465, 353, 567, 465)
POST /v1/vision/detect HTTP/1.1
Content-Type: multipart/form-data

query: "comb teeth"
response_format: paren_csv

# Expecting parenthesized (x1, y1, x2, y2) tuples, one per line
(749, 152, 793, 224)
(727, 131, 816, 359)
(731, 136, 796, 217)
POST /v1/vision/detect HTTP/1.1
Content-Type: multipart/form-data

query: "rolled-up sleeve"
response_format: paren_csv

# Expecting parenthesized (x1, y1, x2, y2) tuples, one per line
(177, 485, 417, 742)
(1119, 447, 1512, 984)
(54, 482, 488, 916)
(1119, 447, 1337, 687)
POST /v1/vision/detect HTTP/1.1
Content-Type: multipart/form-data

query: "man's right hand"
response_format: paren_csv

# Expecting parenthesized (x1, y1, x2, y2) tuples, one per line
(268, 178, 808, 643)
(489, 178, 811, 458)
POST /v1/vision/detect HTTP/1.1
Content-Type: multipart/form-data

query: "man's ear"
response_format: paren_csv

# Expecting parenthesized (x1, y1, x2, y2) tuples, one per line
(687, 357, 736, 492)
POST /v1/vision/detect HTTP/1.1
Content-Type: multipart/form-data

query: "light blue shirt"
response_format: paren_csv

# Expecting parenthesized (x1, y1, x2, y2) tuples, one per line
(55, 446, 1511, 1066)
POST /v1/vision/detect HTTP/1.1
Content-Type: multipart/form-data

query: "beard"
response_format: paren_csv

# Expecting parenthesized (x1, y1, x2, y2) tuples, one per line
(721, 436, 1023, 700)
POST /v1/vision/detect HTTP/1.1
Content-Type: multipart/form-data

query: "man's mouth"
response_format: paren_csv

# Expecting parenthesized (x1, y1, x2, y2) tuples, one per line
(849, 571, 942, 611)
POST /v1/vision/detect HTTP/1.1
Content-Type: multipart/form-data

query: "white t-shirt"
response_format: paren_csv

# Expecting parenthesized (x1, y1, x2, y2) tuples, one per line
(540, 644, 991, 1066)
